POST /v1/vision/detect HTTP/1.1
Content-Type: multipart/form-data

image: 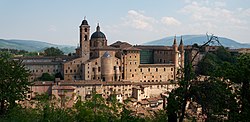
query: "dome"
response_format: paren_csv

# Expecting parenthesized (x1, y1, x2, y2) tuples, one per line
(91, 31, 106, 39)
(90, 24, 106, 39)
(81, 19, 88, 25)
(102, 51, 111, 58)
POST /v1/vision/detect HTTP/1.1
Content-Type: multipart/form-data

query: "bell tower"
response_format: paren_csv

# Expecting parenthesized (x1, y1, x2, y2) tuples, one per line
(79, 17, 90, 59)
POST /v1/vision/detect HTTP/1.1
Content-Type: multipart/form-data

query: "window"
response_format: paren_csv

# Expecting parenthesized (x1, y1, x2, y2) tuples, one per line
(84, 35, 88, 41)
(164, 68, 166, 71)
(85, 28, 87, 32)
(156, 68, 158, 72)
(132, 74, 134, 77)
(148, 68, 150, 72)
(141, 68, 142, 72)
(171, 68, 174, 71)
(70, 70, 72, 73)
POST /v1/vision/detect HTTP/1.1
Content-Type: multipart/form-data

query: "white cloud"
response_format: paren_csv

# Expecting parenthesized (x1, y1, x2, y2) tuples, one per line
(180, 2, 245, 26)
(161, 17, 181, 26)
(123, 10, 157, 31)
(214, 1, 226, 7)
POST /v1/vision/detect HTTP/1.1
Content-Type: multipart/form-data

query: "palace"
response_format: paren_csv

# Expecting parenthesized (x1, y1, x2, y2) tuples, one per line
(19, 18, 184, 108)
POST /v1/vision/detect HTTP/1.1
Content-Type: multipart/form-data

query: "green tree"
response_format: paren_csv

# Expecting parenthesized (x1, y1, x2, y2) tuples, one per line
(44, 47, 64, 56)
(0, 55, 31, 115)
(38, 73, 55, 81)
(220, 54, 250, 121)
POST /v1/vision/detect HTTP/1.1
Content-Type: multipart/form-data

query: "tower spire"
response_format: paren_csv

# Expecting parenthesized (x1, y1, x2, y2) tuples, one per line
(180, 36, 183, 45)
(173, 35, 177, 45)
(84, 16, 86, 20)
(96, 23, 100, 32)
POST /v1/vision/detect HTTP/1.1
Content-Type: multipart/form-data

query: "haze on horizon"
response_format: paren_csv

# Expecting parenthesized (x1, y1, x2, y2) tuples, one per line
(0, 0, 250, 46)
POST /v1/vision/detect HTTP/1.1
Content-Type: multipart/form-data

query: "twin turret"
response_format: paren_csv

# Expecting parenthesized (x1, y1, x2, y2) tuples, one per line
(172, 36, 185, 78)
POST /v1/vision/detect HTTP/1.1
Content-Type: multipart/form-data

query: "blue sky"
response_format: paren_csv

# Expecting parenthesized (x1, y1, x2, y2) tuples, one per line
(0, 0, 250, 46)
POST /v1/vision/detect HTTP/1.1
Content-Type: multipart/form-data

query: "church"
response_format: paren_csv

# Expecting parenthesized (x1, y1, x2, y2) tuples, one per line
(19, 18, 184, 107)
(63, 18, 184, 82)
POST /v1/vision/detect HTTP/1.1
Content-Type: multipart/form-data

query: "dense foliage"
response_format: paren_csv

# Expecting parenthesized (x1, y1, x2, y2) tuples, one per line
(0, 54, 31, 115)
(44, 47, 64, 56)
(0, 93, 168, 122)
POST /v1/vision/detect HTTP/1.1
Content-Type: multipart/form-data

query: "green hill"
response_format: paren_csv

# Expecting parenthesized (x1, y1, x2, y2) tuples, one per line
(143, 35, 250, 49)
(0, 39, 76, 54)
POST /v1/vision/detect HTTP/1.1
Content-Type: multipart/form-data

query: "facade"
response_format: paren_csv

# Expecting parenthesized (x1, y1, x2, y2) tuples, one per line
(22, 18, 184, 108)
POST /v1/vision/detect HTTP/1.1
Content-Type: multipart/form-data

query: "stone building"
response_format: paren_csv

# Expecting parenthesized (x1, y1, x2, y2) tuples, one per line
(63, 18, 184, 83)
(21, 18, 184, 106)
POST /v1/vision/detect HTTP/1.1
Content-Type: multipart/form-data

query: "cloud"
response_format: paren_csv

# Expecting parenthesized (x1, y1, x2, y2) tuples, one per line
(123, 10, 157, 31)
(161, 17, 181, 26)
(180, 1, 245, 26)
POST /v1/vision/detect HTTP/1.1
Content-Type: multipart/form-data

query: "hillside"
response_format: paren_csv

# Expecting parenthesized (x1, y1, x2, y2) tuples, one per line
(143, 35, 250, 49)
(0, 39, 76, 54)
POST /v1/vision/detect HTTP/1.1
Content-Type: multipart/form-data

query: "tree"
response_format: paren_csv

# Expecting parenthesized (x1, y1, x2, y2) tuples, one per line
(38, 73, 55, 81)
(166, 34, 234, 121)
(43, 47, 64, 56)
(0, 55, 31, 115)
(220, 54, 250, 120)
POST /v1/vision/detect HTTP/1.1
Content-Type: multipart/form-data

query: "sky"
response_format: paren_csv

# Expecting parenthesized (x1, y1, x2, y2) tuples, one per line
(0, 0, 250, 46)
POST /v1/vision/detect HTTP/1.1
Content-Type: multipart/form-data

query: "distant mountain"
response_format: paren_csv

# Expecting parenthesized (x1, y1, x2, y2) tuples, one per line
(143, 35, 250, 49)
(0, 39, 76, 54)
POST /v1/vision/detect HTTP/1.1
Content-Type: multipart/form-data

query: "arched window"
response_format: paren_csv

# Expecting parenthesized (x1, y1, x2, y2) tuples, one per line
(85, 28, 87, 32)
(84, 35, 88, 41)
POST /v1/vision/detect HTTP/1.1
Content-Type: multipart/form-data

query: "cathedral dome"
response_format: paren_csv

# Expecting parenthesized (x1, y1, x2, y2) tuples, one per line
(90, 24, 106, 39)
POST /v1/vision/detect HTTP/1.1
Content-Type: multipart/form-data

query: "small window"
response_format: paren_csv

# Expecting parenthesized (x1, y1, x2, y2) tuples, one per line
(156, 68, 158, 72)
(132, 74, 134, 77)
(148, 68, 150, 72)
